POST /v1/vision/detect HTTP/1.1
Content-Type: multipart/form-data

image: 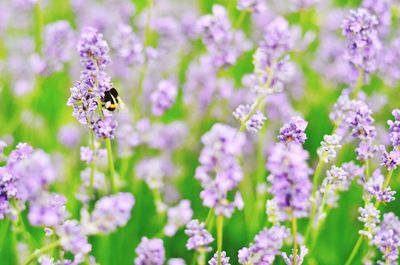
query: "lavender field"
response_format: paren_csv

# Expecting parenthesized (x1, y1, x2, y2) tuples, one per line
(1, 0, 400, 264)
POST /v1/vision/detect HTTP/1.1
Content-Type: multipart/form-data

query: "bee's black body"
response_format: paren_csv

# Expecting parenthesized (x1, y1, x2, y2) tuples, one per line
(101, 88, 119, 111)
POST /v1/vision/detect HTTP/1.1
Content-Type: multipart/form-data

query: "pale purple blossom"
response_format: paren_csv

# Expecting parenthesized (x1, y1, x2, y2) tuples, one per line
(278, 117, 308, 145)
(134, 237, 165, 265)
(87, 192, 135, 234)
(56, 220, 92, 255)
(209, 251, 230, 265)
(185, 219, 214, 252)
(150, 79, 178, 116)
(372, 212, 400, 262)
(164, 200, 193, 237)
(238, 225, 289, 264)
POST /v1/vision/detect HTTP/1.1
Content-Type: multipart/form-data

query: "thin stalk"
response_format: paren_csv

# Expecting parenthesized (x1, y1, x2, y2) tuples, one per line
(234, 11, 247, 29)
(89, 128, 96, 198)
(352, 68, 364, 98)
(24, 241, 60, 265)
(105, 138, 116, 193)
(375, 170, 394, 208)
(365, 159, 370, 181)
(344, 236, 363, 265)
(292, 215, 298, 265)
(217, 215, 224, 265)
(132, 0, 153, 109)
(239, 68, 273, 132)
(305, 159, 324, 240)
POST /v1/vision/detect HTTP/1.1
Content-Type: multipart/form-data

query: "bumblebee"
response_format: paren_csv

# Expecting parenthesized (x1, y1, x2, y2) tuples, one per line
(101, 88, 124, 111)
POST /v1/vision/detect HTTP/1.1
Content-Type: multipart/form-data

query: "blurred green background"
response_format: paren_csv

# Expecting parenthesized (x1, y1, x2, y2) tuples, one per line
(0, 0, 399, 264)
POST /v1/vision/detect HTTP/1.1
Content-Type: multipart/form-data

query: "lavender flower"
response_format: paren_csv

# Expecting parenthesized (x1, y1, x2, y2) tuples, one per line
(358, 203, 380, 239)
(252, 17, 293, 93)
(164, 200, 193, 237)
(341, 8, 381, 74)
(68, 27, 116, 136)
(319, 166, 351, 208)
(42, 20, 76, 74)
(233, 104, 267, 133)
(238, 225, 289, 264)
(198, 5, 250, 67)
(372, 212, 400, 262)
(317, 134, 342, 163)
(388, 109, 400, 149)
(28, 192, 69, 227)
(58, 123, 82, 148)
(364, 169, 396, 203)
(86, 192, 135, 234)
(266, 142, 312, 220)
(195, 124, 245, 217)
(362, 0, 391, 37)
(111, 24, 143, 66)
(56, 220, 92, 255)
(134, 237, 165, 265)
(136, 156, 174, 190)
(92, 114, 117, 139)
(168, 258, 186, 265)
(185, 219, 214, 252)
(150, 79, 178, 116)
(237, 0, 266, 13)
(278, 117, 308, 145)
(209, 251, 230, 265)
(281, 245, 308, 265)
(379, 145, 400, 171)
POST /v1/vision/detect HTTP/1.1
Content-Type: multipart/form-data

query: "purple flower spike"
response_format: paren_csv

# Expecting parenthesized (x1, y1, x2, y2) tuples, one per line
(341, 8, 381, 74)
(266, 142, 312, 220)
(238, 225, 289, 264)
(209, 251, 230, 265)
(88, 192, 135, 234)
(151, 80, 178, 116)
(134, 237, 165, 265)
(278, 116, 308, 145)
(185, 219, 214, 252)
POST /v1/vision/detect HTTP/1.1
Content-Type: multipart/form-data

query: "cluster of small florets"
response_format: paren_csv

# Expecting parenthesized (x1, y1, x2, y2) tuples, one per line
(135, 237, 165, 265)
(267, 118, 312, 219)
(197, 5, 250, 68)
(84, 192, 135, 234)
(185, 219, 214, 252)
(238, 225, 289, 264)
(237, 0, 266, 13)
(358, 203, 380, 239)
(150, 79, 178, 116)
(372, 212, 400, 263)
(363, 169, 396, 203)
(209, 251, 231, 265)
(317, 134, 342, 163)
(67, 27, 117, 138)
(164, 200, 193, 237)
(195, 123, 245, 217)
(252, 16, 293, 93)
(233, 104, 267, 133)
(341, 8, 381, 74)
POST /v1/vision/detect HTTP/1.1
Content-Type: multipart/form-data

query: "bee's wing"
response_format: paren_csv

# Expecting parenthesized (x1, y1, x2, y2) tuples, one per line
(117, 97, 128, 112)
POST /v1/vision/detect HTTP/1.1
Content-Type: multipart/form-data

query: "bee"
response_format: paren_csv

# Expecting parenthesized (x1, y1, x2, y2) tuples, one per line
(101, 88, 125, 111)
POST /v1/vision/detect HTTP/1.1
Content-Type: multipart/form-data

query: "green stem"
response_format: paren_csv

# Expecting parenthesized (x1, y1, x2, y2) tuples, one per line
(305, 159, 324, 240)
(239, 68, 273, 132)
(217, 215, 224, 265)
(105, 138, 117, 193)
(24, 241, 60, 265)
(375, 170, 393, 208)
(234, 11, 247, 29)
(132, 0, 153, 110)
(344, 236, 363, 265)
(89, 128, 96, 198)
(292, 215, 298, 265)
(352, 68, 364, 98)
